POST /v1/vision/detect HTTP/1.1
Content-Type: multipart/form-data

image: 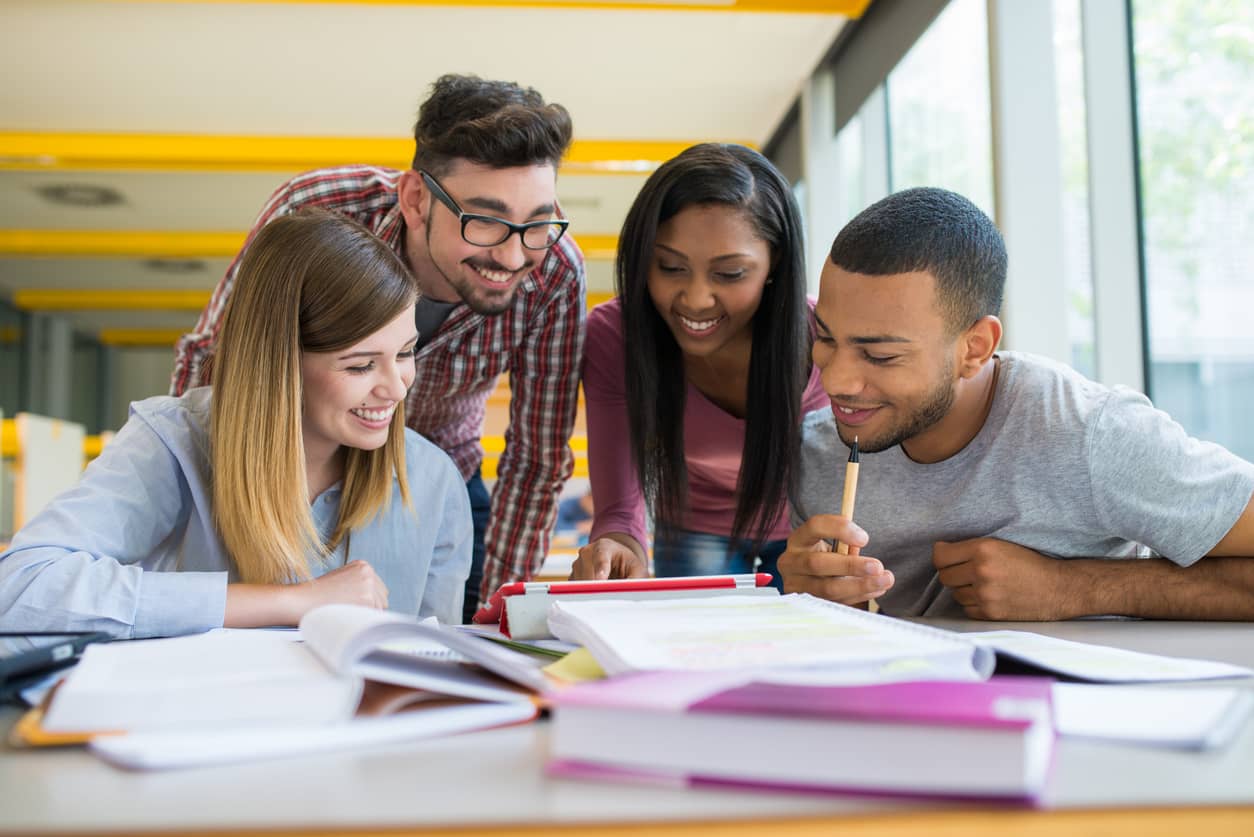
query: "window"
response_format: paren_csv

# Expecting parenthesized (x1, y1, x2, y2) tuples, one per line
(886, 0, 994, 216)
(1054, 0, 1096, 378)
(1132, 0, 1254, 459)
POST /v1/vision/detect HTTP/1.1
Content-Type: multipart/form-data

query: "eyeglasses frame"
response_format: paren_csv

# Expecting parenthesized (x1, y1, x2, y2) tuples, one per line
(418, 169, 569, 251)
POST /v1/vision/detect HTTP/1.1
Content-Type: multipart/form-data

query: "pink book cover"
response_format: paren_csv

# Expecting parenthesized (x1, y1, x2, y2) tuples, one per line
(553, 670, 1054, 731)
(551, 672, 1055, 803)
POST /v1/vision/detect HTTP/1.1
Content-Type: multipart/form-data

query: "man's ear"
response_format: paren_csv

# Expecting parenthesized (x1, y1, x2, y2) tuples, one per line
(957, 315, 1002, 379)
(396, 169, 428, 232)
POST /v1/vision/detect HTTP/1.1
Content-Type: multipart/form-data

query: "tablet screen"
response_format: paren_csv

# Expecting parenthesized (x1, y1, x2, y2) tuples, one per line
(0, 632, 110, 685)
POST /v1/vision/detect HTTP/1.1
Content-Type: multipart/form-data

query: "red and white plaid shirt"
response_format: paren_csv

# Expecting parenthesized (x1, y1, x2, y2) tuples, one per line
(171, 166, 586, 600)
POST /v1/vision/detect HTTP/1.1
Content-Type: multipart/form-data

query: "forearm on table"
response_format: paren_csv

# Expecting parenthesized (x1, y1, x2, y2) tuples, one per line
(224, 583, 301, 628)
(1062, 556, 1254, 620)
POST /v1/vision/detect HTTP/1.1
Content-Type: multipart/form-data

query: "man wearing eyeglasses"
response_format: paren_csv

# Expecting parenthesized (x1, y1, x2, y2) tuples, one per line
(171, 74, 585, 623)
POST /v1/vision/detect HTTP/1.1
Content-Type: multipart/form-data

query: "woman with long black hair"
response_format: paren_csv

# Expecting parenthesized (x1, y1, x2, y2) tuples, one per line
(572, 143, 826, 587)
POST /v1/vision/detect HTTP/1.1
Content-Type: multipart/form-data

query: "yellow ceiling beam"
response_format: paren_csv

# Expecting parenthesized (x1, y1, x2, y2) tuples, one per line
(117, 1, 868, 16)
(0, 133, 407, 173)
(0, 229, 619, 260)
(0, 133, 751, 175)
(0, 230, 244, 258)
(11, 289, 211, 311)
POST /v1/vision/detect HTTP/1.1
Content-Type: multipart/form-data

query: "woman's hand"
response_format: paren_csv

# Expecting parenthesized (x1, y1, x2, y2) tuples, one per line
(296, 559, 389, 612)
(571, 535, 649, 580)
(225, 559, 389, 627)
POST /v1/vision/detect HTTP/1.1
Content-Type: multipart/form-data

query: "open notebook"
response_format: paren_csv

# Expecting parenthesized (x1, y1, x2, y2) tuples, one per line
(547, 593, 1252, 684)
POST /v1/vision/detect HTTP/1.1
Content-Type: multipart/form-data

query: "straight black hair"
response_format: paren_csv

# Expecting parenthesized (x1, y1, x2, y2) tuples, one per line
(616, 143, 810, 553)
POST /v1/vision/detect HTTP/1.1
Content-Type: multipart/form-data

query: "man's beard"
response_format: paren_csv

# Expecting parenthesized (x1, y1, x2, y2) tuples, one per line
(426, 227, 532, 316)
(840, 361, 956, 454)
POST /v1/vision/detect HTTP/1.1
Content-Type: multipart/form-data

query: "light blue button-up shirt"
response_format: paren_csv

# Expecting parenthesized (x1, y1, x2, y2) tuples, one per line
(0, 388, 472, 637)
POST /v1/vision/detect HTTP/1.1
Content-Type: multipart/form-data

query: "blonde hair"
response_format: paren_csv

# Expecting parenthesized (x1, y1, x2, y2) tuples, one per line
(210, 210, 417, 584)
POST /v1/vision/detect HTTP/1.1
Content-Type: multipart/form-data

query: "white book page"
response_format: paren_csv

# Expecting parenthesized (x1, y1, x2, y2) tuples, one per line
(966, 630, 1253, 682)
(90, 702, 538, 770)
(548, 594, 994, 682)
(299, 605, 453, 672)
(300, 604, 549, 694)
(43, 632, 360, 733)
(1052, 683, 1254, 749)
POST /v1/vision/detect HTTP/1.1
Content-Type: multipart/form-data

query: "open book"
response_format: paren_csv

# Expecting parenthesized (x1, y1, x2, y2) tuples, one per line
(547, 594, 1252, 684)
(35, 606, 549, 769)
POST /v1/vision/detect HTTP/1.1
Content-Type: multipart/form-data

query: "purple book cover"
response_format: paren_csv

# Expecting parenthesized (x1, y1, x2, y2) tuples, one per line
(554, 670, 1053, 730)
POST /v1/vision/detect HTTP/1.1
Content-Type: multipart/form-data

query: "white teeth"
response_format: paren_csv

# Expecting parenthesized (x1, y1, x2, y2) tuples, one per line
(351, 405, 396, 423)
(679, 315, 721, 332)
(838, 406, 856, 414)
(473, 265, 513, 284)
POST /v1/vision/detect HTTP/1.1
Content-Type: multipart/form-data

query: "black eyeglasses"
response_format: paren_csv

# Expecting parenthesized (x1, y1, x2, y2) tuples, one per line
(419, 170, 569, 251)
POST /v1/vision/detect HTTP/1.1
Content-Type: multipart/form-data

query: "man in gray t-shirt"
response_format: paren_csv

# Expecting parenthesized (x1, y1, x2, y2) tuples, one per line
(782, 188, 1254, 621)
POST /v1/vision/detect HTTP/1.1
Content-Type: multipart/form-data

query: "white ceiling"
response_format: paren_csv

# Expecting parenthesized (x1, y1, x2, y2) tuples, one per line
(0, 0, 851, 337)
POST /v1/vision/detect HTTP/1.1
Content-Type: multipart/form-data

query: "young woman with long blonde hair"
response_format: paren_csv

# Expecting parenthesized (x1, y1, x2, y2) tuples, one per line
(0, 211, 471, 636)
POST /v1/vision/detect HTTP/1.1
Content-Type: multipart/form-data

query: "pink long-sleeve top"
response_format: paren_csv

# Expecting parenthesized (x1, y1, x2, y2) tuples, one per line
(583, 298, 829, 549)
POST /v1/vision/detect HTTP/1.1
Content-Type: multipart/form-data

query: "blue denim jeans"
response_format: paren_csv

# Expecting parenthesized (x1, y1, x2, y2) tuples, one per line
(652, 530, 787, 592)
(463, 468, 491, 624)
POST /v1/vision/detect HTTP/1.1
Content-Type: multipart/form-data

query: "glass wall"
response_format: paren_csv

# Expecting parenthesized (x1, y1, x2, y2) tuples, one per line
(1131, 0, 1254, 459)
(1053, 0, 1096, 379)
(795, 0, 1252, 456)
(885, 0, 994, 216)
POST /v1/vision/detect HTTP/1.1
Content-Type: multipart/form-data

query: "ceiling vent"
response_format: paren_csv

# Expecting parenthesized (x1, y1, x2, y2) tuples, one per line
(34, 184, 125, 207)
(142, 259, 208, 274)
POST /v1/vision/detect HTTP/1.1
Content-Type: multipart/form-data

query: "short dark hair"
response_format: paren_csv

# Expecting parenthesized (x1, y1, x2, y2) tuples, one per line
(617, 143, 810, 551)
(829, 187, 1007, 333)
(412, 74, 573, 175)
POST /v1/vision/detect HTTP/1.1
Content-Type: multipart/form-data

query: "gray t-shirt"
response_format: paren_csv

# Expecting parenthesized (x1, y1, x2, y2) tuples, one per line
(792, 351, 1254, 617)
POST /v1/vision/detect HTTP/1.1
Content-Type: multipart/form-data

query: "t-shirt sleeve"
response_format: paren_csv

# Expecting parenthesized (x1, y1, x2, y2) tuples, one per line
(1088, 387, 1254, 566)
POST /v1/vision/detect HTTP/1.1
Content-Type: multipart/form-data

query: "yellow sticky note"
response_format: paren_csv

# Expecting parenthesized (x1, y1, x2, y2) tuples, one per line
(543, 648, 606, 683)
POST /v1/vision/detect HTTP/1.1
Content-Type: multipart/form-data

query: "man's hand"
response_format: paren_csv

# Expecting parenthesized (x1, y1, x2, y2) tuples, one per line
(570, 535, 649, 580)
(932, 538, 1073, 621)
(778, 515, 893, 605)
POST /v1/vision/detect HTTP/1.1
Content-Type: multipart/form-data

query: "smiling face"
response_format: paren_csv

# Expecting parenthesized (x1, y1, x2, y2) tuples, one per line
(300, 305, 418, 467)
(645, 203, 772, 362)
(812, 261, 966, 455)
(398, 161, 559, 316)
